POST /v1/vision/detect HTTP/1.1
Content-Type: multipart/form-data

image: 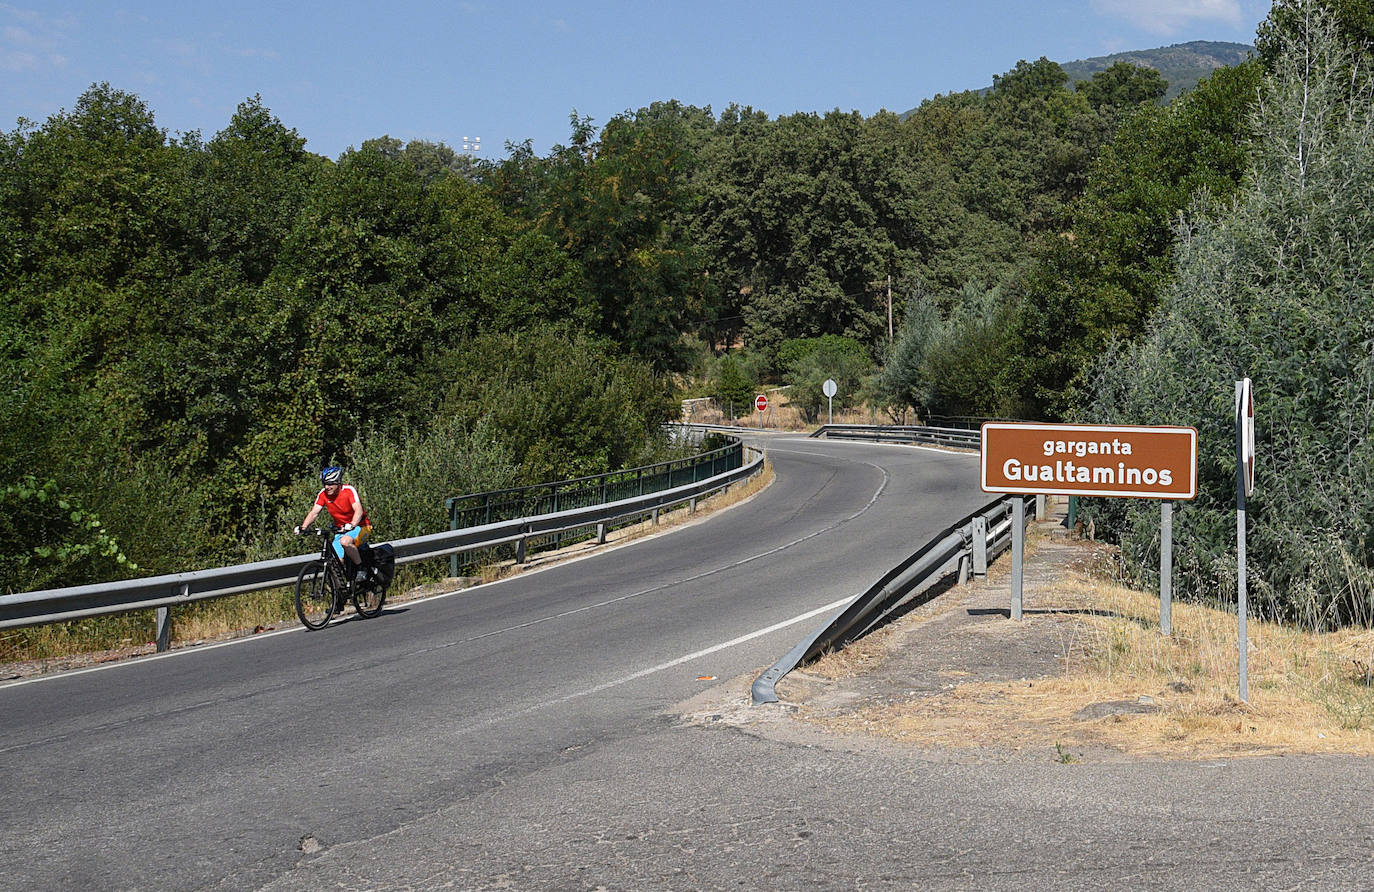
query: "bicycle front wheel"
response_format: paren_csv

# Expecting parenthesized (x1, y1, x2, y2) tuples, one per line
(354, 576, 386, 619)
(294, 561, 336, 630)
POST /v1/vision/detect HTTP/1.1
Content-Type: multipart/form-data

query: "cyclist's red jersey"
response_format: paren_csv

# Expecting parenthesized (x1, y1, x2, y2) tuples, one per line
(315, 485, 370, 528)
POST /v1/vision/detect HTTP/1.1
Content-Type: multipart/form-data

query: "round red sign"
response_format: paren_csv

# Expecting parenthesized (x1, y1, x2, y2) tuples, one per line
(754, 394, 768, 412)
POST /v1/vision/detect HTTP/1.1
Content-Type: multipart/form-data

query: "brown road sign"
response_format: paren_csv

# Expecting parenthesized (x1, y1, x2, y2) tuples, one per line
(981, 422, 1197, 499)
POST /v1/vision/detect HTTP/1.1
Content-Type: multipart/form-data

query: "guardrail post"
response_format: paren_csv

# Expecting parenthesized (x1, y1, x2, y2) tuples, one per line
(1036, 494, 1047, 521)
(597, 522, 607, 545)
(446, 497, 459, 578)
(690, 496, 697, 513)
(155, 598, 174, 652)
(958, 553, 970, 585)
(652, 507, 660, 525)
(972, 516, 987, 578)
(516, 536, 527, 565)
(552, 492, 562, 550)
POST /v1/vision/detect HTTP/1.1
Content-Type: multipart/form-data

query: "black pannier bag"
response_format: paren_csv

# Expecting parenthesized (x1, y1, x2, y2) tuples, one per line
(370, 542, 396, 586)
(359, 542, 396, 586)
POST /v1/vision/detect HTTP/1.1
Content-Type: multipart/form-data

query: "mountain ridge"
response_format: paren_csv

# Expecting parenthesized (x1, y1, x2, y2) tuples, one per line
(901, 39, 1254, 115)
(1059, 39, 1254, 99)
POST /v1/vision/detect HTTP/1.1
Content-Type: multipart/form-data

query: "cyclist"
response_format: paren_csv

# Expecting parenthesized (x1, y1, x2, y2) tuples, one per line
(295, 466, 372, 581)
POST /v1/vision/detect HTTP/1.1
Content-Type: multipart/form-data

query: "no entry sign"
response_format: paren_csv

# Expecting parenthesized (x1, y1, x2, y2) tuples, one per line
(981, 422, 1197, 499)
(755, 394, 768, 412)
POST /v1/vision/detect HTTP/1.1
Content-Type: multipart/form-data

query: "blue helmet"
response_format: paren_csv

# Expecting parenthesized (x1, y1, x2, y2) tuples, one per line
(321, 466, 344, 485)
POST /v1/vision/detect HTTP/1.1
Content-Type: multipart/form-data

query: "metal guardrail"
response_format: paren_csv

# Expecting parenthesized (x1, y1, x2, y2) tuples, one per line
(751, 493, 1032, 705)
(809, 424, 980, 449)
(0, 446, 765, 643)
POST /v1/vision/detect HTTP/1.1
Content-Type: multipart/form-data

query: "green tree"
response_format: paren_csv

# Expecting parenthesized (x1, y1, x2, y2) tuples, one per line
(876, 284, 1016, 420)
(875, 292, 943, 420)
(1257, 0, 1374, 67)
(782, 335, 872, 423)
(187, 95, 324, 284)
(999, 58, 1262, 419)
(713, 354, 755, 419)
(1075, 62, 1169, 115)
(432, 325, 678, 484)
(491, 105, 710, 371)
(1085, 6, 1374, 627)
(0, 477, 136, 594)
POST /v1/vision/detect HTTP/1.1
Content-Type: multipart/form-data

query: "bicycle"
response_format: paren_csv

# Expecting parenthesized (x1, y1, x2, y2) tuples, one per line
(294, 526, 389, 630)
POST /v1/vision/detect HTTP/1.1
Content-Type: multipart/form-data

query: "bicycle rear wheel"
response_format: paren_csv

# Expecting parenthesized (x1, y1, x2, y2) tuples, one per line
(294, 561, 336, 630)
(354, 575, 386, 618)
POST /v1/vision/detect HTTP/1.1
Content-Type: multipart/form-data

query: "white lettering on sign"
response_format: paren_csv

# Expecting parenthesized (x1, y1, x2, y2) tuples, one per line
(1040, 439, 1132, 458)
(1001, 458, 1173, 487)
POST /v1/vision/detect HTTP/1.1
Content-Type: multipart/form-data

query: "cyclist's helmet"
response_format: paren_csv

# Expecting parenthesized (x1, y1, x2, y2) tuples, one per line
(321, 466, 344, 486)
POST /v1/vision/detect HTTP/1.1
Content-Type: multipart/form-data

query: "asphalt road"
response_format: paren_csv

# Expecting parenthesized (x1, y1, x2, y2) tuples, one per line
(0, 435, 992, 890)
(7, 436, 1370, 891)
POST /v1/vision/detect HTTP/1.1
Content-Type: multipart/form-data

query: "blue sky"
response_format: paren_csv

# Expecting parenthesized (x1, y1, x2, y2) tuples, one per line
(2, 1, 1273, 160)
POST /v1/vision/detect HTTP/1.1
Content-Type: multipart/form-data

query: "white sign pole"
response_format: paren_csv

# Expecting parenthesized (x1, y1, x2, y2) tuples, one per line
(822, 378, 838, 426)
(1235, 378, 1254, 703)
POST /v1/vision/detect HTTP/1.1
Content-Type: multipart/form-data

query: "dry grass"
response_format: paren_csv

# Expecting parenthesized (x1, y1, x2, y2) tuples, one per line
(805, 534, 1374, 760)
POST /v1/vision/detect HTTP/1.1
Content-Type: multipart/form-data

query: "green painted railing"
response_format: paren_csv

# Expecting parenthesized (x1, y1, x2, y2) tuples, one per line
(443, 438, 744, 571)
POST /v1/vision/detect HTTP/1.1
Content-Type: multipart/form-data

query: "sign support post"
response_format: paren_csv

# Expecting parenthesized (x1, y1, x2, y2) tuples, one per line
(1236, 378, 1255, 703)
(1011, 498, 1024, 620)
(823, 379, 837, 425)
(1161, 501, 1173, 637)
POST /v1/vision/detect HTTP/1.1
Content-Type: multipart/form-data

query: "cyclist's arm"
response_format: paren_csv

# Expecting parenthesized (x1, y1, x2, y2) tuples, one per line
(348, 500, 364, 528)
(300, 504, 323, 530)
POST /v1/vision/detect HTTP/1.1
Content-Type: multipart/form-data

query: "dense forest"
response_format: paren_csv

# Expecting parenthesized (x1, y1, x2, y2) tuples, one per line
(4, 1, 1374, 628)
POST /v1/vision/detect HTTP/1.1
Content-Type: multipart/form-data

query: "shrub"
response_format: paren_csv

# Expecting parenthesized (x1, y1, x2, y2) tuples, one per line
(1084, 8, 1374, 628)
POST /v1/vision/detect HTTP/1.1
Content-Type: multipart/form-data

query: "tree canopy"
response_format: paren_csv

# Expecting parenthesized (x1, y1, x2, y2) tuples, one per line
(4, 15, 1323, 600)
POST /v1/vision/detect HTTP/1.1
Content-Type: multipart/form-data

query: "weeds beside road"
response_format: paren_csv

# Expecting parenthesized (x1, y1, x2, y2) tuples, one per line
(789, 519, 1374, 760)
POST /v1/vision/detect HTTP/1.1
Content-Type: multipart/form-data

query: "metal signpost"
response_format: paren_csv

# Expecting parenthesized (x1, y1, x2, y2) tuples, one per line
(1236, 378, 1255, 702)
(823, 378, 837, 425)
(981, 422, 1198, 623)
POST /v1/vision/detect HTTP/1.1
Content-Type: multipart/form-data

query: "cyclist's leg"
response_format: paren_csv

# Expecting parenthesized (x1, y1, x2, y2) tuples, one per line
(341, 525, 370, 569)
(333, 530, 358, 577)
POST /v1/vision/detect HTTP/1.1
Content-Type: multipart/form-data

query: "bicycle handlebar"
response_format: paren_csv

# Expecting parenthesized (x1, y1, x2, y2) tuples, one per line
(297, 525, 347, 539)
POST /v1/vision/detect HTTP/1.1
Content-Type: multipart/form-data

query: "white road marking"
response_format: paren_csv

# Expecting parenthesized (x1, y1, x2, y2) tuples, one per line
(458, 594, 855, 735)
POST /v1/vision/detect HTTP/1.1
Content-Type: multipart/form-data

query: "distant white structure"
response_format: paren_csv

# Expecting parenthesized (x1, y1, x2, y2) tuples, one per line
(462, 136, 482, 153)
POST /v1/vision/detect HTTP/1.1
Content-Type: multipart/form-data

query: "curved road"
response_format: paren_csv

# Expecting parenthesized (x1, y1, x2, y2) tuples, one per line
(0, 436, 990, 890)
